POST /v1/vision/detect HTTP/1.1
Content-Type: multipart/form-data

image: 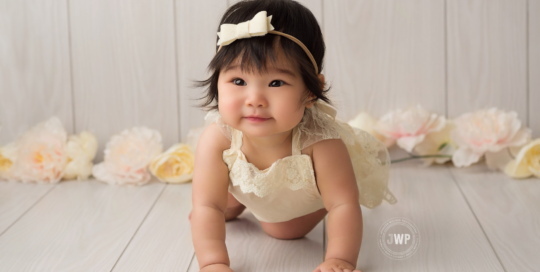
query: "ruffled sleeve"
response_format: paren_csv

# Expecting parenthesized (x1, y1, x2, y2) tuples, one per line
(297, 101, 397, 208)
(204, 110, 233, 141)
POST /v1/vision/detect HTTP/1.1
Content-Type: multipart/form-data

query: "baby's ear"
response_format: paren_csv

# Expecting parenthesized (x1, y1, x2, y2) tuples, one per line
(305, 93, 317, 108)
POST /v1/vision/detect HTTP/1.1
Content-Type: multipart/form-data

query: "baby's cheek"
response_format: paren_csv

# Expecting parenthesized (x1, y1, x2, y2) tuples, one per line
(218, 99, 243, 124)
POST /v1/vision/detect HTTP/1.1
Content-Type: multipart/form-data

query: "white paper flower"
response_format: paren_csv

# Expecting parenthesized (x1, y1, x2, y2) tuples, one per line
(63, 131, 98, 180)
(92, 127, 163, 186)
(348, 112, 395, 148)
(11, 117, 68, 183)
(376, 105, 446, 152)
(0, 142, 18, 181)
(149, 143, 194, 183)
(413, 120, 458, 166)
(450, 108, 531, 168)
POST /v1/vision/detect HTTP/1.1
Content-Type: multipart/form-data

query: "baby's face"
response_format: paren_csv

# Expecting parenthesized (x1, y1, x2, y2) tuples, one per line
(217, 51, 313, 139)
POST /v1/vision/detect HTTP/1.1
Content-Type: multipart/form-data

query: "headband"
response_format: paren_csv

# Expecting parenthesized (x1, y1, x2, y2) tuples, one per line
(216, 11, 319, 74)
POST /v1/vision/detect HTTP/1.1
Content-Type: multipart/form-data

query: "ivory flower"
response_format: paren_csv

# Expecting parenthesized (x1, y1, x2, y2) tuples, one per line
(450, 108, 531, 168)
(376, 105, 446, 152)
(0, 142, 18, 181)
(504, 139, 540, 178)
(347, 112, 395, 148)
(92, 127, 163, 186)
(149, 143, 194, 183)
(63, 131, 98, 180)
(185, 126, 205, 152)
(413, 120, 458, 166)
(11, 117, 68, 183)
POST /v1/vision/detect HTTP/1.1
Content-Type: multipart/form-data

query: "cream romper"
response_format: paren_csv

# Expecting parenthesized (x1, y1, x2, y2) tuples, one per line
(205, 101, 396, 223)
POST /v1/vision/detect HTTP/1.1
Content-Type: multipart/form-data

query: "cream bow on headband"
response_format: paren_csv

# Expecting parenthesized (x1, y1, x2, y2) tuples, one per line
(217, 11, 274, 46)
(216, 10, 319, 74)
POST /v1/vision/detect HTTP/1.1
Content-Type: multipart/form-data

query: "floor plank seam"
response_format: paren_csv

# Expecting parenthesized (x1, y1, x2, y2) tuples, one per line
(109, 183, 168, 272)
(0, 184, 58, 238)
(187, 251, 196, 272)
(446, 166, 508, 272)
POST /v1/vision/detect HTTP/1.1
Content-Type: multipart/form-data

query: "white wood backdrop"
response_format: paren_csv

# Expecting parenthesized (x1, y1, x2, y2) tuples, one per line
(1, 0, 539, 162)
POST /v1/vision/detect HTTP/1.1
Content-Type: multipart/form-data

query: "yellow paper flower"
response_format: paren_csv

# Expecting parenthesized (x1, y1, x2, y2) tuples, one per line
(149, 143, 194, 183)
(413, 120, 458, 166)
(0, 142, 17, 181)
(504, 139, 540, 178)
(63, 131, 98, 180)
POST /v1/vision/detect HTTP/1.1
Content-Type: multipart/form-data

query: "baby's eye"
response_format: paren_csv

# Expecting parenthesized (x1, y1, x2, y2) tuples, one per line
(232, 78, 246, 86)
(270, 80, 285, 87)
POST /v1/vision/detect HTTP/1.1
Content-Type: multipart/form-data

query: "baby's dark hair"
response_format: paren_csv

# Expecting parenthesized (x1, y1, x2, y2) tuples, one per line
(192, 0, 332, 111)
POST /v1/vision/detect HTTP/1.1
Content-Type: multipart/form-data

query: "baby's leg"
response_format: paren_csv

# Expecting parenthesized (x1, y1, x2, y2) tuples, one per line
(189, 192, 245, 222)
(260, 208, 328, 240)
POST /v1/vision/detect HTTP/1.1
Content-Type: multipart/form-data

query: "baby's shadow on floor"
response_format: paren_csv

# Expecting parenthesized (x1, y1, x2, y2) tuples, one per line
(225, 209, 325, 272)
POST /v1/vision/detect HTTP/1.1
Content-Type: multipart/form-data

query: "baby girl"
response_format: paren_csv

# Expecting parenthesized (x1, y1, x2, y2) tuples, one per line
(189, 1, 395, 271)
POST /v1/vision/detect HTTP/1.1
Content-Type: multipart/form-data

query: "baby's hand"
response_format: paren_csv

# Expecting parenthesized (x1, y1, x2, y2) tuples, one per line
(313, 258, 362, 272)
(200, 263, 234, 272)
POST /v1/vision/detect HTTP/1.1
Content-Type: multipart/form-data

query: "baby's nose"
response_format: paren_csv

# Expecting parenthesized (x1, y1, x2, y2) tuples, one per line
(245, 90, 268, 108)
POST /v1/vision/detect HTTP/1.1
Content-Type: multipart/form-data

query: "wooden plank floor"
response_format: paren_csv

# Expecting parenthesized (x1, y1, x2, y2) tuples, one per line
(0, 161, 539, 271)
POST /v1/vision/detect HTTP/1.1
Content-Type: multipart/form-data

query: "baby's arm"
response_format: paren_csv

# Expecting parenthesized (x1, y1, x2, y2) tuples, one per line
(191, 123, 232, 270)
(312, 139, 363, 271)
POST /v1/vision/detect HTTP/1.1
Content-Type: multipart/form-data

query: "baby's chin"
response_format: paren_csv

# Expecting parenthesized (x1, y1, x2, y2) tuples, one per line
(232, 123, 283, 137)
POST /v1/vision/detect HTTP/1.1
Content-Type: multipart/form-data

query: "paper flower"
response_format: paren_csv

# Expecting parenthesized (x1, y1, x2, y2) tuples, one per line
(11, 117, 68, 183)
(92, 127, 163, 186)
(0, 142, 18, 181)
(413, 120, 458, 166)
(149, 143, 194, 183)
(63, 131, 98, 180)
(184, 125, 205, 153)
(376, 105, 446, 152)
(504, 139, 540, 178)
(347, 112, 395, 148)
(450, 108, 531, 168)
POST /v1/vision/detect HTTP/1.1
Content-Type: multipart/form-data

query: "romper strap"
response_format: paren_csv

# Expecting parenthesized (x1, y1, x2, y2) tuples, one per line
(230, 128, 243, 151)
(291, 127, 302, 156)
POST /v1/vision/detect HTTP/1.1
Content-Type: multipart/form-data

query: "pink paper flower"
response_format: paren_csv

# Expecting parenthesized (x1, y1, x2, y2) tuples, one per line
(92, 127, 162, 186)
(11, 117, 68, 183)
(450, 108, 531, 168)
(376, 105, 446, 152)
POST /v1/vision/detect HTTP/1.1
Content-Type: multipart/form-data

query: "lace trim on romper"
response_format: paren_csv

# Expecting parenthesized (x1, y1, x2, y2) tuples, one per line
(205, 101, 397, 208)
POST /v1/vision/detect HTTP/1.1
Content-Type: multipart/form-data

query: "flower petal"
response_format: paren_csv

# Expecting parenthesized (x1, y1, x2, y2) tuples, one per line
(503, 159, 532, 178)
(452, 148, 482, 167)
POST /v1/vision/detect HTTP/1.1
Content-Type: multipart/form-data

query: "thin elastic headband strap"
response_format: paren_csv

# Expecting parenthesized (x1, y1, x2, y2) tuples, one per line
(217, 30, 319, 74)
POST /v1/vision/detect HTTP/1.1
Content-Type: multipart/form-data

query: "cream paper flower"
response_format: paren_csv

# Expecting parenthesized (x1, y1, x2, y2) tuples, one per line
(11, 117, 68, 183)
(413, 120, 458, 166)
(451, 108, 531, 168)
(348, 112, 395, 148)
(92, 127, 163, 186)
(149, 143, 194, 183)
(504, 139, 540, 178)
(376, 105, 446, 152)
(63, 131, 98, 180)
(0, 142, 18, 181)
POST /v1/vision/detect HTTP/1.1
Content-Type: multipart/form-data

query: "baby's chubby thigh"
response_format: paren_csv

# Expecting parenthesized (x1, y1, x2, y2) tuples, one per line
(260, 208, 328, 240)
